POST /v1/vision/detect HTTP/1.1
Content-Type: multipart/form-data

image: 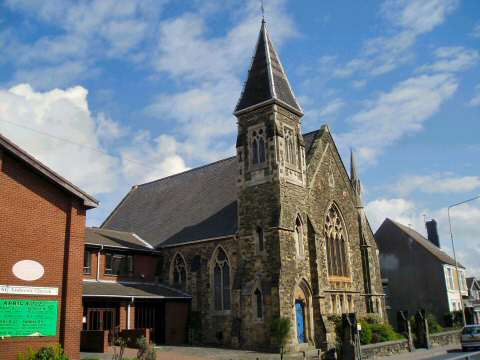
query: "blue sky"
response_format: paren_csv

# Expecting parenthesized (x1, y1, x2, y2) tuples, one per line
(0, 0, 479, 275)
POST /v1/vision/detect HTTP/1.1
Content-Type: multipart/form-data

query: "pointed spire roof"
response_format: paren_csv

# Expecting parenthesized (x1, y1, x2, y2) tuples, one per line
(234, 20, 303, 116)
(350, 149, 362, 202)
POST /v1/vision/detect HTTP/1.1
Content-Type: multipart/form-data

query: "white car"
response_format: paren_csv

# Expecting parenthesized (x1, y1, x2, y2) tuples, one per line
(461, 325, 480, 351)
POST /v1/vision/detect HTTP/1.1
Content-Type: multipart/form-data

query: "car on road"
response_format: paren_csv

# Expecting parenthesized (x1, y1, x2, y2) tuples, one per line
(462, 325, 480, 351)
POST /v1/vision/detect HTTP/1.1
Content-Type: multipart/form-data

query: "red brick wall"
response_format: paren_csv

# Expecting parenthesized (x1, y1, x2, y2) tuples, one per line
(84, 252, 159, 282)
(0, 151, 87, 360)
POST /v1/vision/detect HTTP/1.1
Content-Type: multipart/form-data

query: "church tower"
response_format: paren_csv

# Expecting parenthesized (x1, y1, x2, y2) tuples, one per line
(234, 20, 312, 349)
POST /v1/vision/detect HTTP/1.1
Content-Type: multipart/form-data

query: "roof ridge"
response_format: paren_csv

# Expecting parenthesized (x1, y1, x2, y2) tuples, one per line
(136, 156, 236, 188)
(387, 218, 464, 268)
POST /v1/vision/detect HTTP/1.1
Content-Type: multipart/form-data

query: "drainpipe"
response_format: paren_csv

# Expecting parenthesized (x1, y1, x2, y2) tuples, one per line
(127, 296, 134, 330)
(96, 245, 103, 281)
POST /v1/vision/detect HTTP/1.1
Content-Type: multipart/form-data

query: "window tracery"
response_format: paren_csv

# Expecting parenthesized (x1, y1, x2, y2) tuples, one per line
(325, 204, 349, 277)
(251, 129, 266, 165)
(213, 248, 231, 311)
(172, 254, 187, 288)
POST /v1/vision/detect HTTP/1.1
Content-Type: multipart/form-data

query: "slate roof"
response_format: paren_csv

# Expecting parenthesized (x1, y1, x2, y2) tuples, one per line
(385, 218, 464, 268)
(102, 129, 322, 248)
(83, 281, 190, 299)
(0, 133, 98, 208)
(85, 227, 154, 251)
(234, 21, 302, 115)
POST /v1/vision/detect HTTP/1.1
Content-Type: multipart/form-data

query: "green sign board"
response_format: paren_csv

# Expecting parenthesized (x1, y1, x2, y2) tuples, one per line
(0, 299, 58, 337)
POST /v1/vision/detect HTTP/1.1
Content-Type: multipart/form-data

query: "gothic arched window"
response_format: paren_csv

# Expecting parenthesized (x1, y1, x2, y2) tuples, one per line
(294, 216, 304, 257)
(213, 248, 231, 311)
(256, 226, 264, 252)
(251, 129, 266, 165)
(324, 204, 349, 277)
(254, 288, 263, 319)
(172, 254, 187, 288)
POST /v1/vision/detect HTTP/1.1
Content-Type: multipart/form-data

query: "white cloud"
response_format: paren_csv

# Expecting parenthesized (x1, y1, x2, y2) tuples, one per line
(472, 23, 480, 39)
(338, 73, 458, 163)
(332, 0, 459, 79)
(393, 174, 480, 196)
(0, 84, 118, 194)
(0, 83, 189, 197)
(366, 196, 480, 276)
(469, 84, 480, 107)
(417, 47, 479, 74)
(381, 0, 459, 35)
(147, 0, 297, 162)
(3, 0, 164, 87)
(310, 98, 345, 118)
(366, 198, 421, 231)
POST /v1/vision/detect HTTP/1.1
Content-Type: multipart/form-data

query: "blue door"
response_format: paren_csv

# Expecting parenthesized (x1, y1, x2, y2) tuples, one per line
(295, 301, 305, 343)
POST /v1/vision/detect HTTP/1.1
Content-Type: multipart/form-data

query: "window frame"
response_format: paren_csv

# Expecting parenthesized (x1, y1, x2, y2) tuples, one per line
(254, 288, 263, 320)
(171, 253, 188, 289)
(324, 203, 351, 281)
(212, 247, 232, 313)
(83, 249, 92, 275)
(104, 252, 134, 277)
(249, 127, 267, 168)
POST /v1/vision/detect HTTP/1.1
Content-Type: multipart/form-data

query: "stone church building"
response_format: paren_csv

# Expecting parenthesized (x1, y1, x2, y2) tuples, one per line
(100, 21, 384, 351)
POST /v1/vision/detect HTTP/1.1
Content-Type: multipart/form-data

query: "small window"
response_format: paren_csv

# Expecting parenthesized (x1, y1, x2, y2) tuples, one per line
(83, 250, 92, 274)
(254, 288, 263, 319)
(256, 227, 264, 252)
(104, 252, 133, 276)
(294, 216, 304, 257)
(284, 127, 296, 166)
(213, 248, 231, 311)
(172, 254, 187, 289)
(251, 129, 266, 165)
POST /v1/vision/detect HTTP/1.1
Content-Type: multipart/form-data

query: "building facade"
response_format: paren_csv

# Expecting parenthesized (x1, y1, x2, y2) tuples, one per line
(375, 218, 468, 329)
(81, 228, 190, 352)
(0, 134, 97, 360)
(464, 278, 480, 325)
(101, 21, 384, 352)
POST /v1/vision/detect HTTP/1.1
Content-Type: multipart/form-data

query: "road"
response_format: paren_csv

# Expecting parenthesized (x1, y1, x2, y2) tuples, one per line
(426, 350, 480, 360)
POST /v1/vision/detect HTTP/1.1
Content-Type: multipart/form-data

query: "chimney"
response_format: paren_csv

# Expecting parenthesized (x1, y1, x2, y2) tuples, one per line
(425, 219, 440, 247)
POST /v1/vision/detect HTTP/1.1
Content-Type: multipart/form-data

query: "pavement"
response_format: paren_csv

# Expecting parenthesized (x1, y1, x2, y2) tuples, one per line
(81, 345, 480, 360)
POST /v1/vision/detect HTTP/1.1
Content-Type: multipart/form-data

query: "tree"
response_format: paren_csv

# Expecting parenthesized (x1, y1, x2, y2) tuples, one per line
(270, 317, 292, 359)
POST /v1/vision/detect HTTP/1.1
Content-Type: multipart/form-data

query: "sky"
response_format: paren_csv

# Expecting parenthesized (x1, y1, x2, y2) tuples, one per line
(0, 0, 479, 275)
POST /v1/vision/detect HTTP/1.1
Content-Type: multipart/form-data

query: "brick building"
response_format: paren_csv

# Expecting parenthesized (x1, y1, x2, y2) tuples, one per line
(81, 228, 190, 352)
(99, 21, 385, 352)
(0, 134, 98, 360)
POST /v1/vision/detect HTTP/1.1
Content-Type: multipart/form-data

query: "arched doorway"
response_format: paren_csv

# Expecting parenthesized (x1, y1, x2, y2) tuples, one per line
(293, 279, 313, 345)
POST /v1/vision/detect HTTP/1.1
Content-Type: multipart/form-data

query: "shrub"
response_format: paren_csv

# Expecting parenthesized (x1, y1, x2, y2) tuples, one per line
(410, 313, 443, 335)
(427, 313, 443, 334)
(17, 345, 69, 360)
(270, 317, 291, 356)
(358, 320, 372, 345)
(136, 336, 156, 360)
(370, 322, 403, 343)
(444, 311, 463, 328)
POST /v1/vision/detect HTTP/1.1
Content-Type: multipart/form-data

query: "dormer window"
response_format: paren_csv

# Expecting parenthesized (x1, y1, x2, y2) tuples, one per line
(251, 129, 266, 165)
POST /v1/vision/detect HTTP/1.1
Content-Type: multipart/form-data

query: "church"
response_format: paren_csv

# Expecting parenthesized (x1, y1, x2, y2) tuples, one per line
(97, 20, 385, 351)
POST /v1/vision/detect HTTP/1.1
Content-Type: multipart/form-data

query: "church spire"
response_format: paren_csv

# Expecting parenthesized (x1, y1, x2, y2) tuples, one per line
(234, 21, 303, 116)
(350, 149, 362, 206)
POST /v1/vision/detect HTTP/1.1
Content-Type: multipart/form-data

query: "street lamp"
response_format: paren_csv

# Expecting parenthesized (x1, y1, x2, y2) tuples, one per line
(447, 195, 480, 327)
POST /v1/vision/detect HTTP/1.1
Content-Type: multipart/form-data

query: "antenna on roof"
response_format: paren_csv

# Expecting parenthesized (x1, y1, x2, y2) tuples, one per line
(261, 0, 265, 22)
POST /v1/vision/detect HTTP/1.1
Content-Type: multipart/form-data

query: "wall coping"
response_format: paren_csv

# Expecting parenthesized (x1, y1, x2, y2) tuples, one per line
(361, 338, 408, 350)
(431, 329, 461, 337)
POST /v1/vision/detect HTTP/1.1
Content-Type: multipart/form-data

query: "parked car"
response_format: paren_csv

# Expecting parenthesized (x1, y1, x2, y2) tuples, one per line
(461, 325, 480, 351)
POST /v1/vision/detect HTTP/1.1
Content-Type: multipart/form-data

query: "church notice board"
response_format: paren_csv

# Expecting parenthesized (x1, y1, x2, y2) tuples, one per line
(0, 299, 58, 337)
